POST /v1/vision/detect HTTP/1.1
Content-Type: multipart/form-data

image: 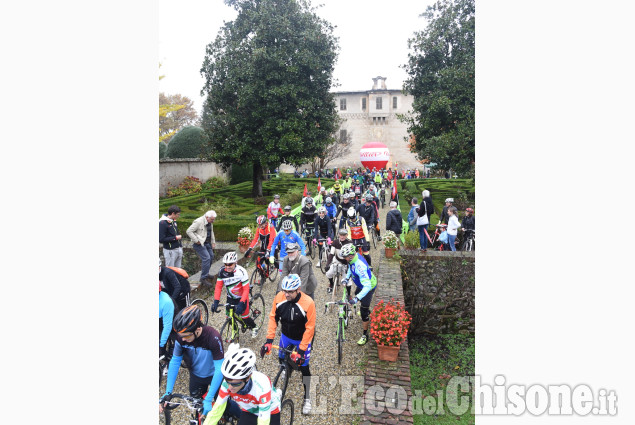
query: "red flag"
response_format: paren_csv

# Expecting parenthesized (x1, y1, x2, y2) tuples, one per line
(392, 176, 398, 200)
(337, 168, 342, 179)
(317, 177, 322, 193)
(303, 183, 308, 197)
(387, 170, 392, 180)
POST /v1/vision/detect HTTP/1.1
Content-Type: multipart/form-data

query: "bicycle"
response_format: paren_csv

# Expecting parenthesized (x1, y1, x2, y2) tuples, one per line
(302, 226, 316, 259)
(324, 282, 357, 365)
(425, 223, 449, 251)
(216, 298, 266, 344)
(327, 261, 348, 311)
(185, 293, 209, 327)
(245, 250, 279, 296)
(367, 225, 378, 249)
(461, 229, 475, 251)
(160, 393, 204, 425)
(316, 237, 329, 274)
(265, 344, 302, 401)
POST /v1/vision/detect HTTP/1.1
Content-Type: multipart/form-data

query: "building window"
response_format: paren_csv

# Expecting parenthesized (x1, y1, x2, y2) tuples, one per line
(393, 97, 398, 109)
(340, 98, 346, 110)
(376, 97, 382, 110)
(340, 129, 347, 141)
(372, 117, 377, 124)
(362, 98, 366, 110)
(382, 117, 386, 125)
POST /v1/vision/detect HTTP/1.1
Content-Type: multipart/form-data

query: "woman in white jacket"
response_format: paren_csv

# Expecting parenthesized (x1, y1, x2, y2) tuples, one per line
(447, 207, 460, 252)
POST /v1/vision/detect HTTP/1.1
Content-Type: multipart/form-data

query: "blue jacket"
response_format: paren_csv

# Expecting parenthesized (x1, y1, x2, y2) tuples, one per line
(325, 203, 337, 220)
(408, 205, 419, 230)
(271, 230, 306, 258)
(159, 291, 175, 347)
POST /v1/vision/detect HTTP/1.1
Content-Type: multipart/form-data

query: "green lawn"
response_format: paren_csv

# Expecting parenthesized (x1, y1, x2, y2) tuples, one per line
(409, 334, 475, 425)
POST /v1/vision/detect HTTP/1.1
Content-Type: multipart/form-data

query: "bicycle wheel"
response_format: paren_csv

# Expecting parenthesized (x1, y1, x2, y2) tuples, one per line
(250, 268, 264, 296)
(319, 246, 327, 274)
(273, 365, 290, 401)
(337, 317, 344, 365)
(249, 293, 266, 336)
(190, 299, 209, 326)
(308, 239, 315, 259)
(268, 261, 279, 282)
(279, 398, 295, 425)
(220, 318, 238, 344)
(370, 228, 377, 249)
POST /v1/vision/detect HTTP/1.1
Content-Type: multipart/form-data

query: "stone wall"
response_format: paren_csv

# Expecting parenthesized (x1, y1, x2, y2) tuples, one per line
(159, 158, 229, 196)
(400, 251, 475, 336)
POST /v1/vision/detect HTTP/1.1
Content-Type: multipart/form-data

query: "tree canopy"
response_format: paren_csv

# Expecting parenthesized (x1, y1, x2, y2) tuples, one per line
(402, 0, 475, 178)
(159, 93, 198, 144)
(200, 0, 339, 197)
(164, 126, 208, 159)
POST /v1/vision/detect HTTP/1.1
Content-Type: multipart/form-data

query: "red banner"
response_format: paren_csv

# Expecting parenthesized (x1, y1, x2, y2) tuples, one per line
(303, 183, 308, 197)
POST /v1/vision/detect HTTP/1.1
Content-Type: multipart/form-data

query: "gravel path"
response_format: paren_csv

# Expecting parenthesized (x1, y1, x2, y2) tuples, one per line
(160, 203, 391, 424)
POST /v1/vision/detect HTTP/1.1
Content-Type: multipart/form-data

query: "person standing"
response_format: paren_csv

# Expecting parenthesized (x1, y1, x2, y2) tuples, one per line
(267, 194, 282, 228)
(279, 243, 317, 299)
(418, 190, 434, 251)
(447, 207, 460, 252)
(439, 198, 454, 225)
(187, 210, 217, 285)
(407, 198, 419, 232)
(385, 201, 403, 246)
(159, 205, 183, 267)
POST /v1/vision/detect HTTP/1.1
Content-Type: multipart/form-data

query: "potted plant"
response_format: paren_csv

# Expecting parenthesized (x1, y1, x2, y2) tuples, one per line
(370, 299, 412, 362)
(383, 230, 398, 258)
(237, 226, 253, 253)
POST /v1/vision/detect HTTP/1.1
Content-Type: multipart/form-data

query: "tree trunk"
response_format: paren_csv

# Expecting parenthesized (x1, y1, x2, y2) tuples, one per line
(252, 162, 264, 198)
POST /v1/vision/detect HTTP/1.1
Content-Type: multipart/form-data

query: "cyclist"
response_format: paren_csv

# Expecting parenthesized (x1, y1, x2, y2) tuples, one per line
(204, 347, 280, 425)
(212, 252, 259, 338)
(245, 215, 277, 267)
(325, 228, 352, 294)
(324, 197, 337, 222)
(352, 180, 362, 201)
(160, 305, 225, 419)
(270, 220, 306, 272)
(461, 207, 475, 232)
(336, 193, 354, 229)
(344, 207, 372, 266)
(313, 206, 334, 261)
(439, 198, 454, 225)
(276, 206, 299, 233)
(358, 194, 381, 241)
(332, 180, 342, 198)
(340, 243, 378, 346)
(374, 171, 383, 187)
(267, 194, 282, 228)
(300, 196, 317, 236)
(159, 279, 175, 360)
(261, 274, 316, 415)
(159, 260, 190, 312)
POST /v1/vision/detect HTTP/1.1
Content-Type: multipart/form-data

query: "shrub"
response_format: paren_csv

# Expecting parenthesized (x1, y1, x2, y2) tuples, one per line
(159, 142, 166, 159)
(202, 176, 228, 190)
(280, 186, 304, 208)
(166, 176, 202, 197)
(199, 197, 230, 218)
(403, 230, 420, 249)
(164, 126, 207, 158)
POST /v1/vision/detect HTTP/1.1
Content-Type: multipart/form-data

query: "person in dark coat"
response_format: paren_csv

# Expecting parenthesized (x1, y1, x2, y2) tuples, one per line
(385, 201, 403, 244)
(418, 190, 434, 251)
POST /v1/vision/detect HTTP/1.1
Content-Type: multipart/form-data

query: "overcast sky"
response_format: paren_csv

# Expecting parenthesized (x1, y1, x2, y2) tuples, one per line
(159, 0, 435, 114)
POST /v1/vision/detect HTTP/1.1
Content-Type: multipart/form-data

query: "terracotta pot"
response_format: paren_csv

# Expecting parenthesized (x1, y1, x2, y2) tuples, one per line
(385, 247, 396, 258)
(238, 244, 249, 253)
(377, 344, 401, 362)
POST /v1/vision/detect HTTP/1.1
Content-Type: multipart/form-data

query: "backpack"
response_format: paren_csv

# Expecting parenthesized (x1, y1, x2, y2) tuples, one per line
(166, 266, 191, 293)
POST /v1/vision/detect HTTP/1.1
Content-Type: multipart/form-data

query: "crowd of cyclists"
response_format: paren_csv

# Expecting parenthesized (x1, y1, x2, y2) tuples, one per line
(159, 165, 474, 424)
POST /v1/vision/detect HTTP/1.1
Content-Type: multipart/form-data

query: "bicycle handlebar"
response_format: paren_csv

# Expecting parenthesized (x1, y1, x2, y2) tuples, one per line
(161, 394, 203, 411)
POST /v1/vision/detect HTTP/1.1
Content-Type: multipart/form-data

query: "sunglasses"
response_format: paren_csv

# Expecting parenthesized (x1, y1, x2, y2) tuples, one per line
(226, 380, 245, 387)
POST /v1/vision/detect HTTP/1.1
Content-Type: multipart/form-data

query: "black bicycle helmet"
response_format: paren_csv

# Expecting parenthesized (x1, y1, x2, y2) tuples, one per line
(173, 305, 202, 334)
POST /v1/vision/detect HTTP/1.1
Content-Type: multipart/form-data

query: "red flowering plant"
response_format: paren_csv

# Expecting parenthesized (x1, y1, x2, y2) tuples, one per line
(237, 227, 254, 247)
(369, 299, 411, 346)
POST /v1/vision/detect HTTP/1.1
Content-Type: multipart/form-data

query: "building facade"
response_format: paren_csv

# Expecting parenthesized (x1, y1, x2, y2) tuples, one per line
(332, 76, 421, 169)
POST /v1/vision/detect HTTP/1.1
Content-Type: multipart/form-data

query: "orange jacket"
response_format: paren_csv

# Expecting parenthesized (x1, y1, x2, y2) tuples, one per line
(266, 291, 316, 351)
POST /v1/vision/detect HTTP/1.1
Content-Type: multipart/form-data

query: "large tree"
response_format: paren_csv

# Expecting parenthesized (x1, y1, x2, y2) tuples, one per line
(200, 0, 339, 197)
(402, 0, 475, 178)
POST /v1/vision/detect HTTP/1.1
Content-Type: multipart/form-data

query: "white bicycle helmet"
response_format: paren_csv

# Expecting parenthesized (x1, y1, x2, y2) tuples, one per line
(305, 197, 313, 204)
(325, 197, 332, 204)
(281, 274, 302, 291)
(340, 244, 356, 257)
(281, 220, 293, 230)
(318, 206, 327, 214)
(347, 207, 356, 218)
(223, 251, 238, 264)
(221, 348, 257, 380)
(445, 198, 454, 203)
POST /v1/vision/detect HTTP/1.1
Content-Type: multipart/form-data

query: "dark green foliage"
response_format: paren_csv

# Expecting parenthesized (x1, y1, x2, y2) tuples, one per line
(164, 126, 208, 159)
(397, 178, 475, 222)
(230, 163, 254, 185)
(402, 0, 475, 178)
(159, 142, 167, 159)
(200, 0, 340, 197)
